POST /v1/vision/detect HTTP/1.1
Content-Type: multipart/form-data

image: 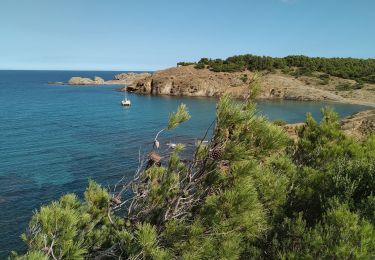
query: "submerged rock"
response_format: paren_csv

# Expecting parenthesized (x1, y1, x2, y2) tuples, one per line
(48, 81, 64, 85)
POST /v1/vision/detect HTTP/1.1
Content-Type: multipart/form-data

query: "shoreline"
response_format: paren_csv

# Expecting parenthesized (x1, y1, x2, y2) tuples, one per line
(51, 67, 375, 108)
(120, 89, 375, 108)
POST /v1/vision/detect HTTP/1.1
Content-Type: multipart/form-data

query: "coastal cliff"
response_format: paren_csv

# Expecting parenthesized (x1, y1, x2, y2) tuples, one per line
(124, 65, 375, 106)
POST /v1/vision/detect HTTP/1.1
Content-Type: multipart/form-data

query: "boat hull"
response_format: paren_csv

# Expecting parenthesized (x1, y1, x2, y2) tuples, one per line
(121, 101, 131, 106)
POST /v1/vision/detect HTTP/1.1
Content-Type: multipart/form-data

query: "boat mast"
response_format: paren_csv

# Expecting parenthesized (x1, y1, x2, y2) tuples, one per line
(124, 85, 128, 100)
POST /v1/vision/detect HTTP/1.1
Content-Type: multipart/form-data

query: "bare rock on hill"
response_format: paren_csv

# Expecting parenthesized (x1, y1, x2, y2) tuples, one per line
(129, 66, 253, 97)
(113, 72, 151, 87)
(115, 72, 151, 81)
(258, 74, 344, 102)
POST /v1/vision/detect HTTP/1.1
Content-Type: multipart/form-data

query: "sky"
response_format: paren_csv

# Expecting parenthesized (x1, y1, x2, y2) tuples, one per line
(0, 0, 374, 71)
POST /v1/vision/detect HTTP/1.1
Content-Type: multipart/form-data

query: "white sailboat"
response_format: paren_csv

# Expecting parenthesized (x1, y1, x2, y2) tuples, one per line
(121, 86, 131, 106)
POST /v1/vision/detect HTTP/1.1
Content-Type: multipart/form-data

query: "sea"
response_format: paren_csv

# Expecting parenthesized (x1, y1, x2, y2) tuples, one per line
(0, 70, 370, 257)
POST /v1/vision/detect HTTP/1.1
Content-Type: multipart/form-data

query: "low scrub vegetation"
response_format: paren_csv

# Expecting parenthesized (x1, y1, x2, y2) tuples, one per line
(178, 54, 375, 84)
(336, 82, 365, 91)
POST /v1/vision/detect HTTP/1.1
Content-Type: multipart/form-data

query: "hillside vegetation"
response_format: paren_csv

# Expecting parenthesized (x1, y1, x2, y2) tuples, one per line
(12, 86, 375, 259)
(178, 54, 375, 84)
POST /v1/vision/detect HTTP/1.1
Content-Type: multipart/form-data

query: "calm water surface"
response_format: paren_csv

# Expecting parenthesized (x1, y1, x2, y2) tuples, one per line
(0, 70, 370, 257)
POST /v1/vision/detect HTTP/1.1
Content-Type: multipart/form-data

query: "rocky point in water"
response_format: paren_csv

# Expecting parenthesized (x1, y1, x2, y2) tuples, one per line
(50, 72, 151, 86)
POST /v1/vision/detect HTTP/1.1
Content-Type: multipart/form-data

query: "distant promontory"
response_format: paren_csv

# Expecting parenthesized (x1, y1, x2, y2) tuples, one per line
(122, 55, 375, 106)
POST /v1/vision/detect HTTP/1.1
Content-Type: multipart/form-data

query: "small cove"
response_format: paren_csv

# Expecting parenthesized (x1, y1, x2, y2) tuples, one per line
(0, 70, 371, 257)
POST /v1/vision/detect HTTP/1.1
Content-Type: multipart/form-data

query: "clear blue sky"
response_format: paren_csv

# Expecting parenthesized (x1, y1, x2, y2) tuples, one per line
(0, 0, 374, 71)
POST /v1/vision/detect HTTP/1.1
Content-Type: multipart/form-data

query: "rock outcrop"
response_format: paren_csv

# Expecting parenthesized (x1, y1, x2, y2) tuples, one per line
(106, 72, 151, 86)
(125, 66, 252, 98)
(341, 110, 375, 139)
(114, 72, 151, 82)
(67, 76, 105, 85)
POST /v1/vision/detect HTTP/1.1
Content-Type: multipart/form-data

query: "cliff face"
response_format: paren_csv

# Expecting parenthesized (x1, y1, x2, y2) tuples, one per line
(126, 65, 375, 106)
(129, 66, 252, 98)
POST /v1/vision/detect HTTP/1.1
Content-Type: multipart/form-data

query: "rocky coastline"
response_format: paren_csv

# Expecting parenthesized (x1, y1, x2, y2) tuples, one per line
(51, 65, 375, 107)
(121, 65, 375, 107)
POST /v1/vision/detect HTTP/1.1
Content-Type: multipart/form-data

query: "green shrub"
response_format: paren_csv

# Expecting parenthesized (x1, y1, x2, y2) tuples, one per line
(194, 63, 205, 69)
(240, 74, 248, 83)
(178, 54, 375, 83)
(177, 62, 195, 66)
(336, 82, 354, 91)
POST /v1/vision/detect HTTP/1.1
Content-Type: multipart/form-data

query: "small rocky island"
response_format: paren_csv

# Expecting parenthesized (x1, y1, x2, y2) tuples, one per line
(49, 72, 151, 86)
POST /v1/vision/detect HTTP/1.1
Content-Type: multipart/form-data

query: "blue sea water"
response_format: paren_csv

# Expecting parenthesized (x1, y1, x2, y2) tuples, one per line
(0, 70, 371, 257)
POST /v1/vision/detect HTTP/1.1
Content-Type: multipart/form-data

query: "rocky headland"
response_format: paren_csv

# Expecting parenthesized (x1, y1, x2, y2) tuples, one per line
(121, 65, 375, 107)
